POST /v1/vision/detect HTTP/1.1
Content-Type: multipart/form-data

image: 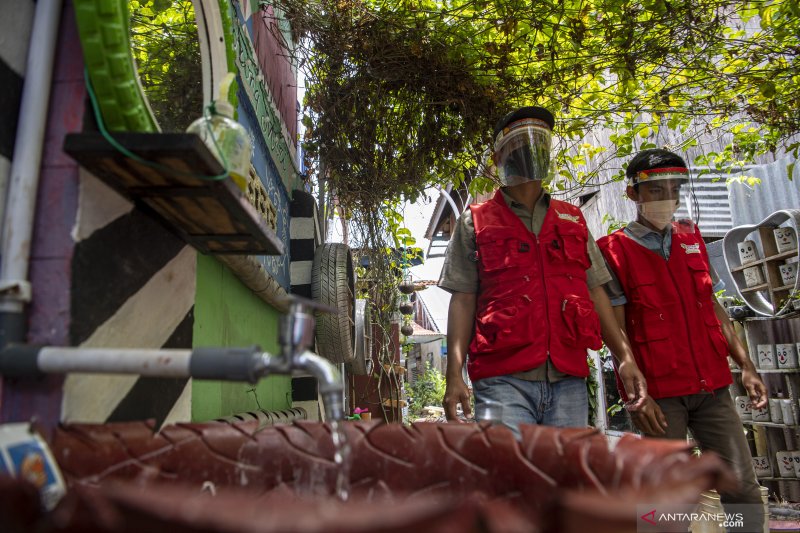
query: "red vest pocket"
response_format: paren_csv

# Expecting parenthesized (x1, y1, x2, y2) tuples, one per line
(556, 224, 591, 269)
(561, 294, 602, 350)
(472, 295, 531, 351)
(702, 310, 729, 357)
(477, 238, 530, 273)
(630, 309, 676, 377)
(685, 254, 713, 297)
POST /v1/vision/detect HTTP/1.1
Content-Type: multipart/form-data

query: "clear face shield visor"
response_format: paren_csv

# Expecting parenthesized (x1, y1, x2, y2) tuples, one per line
(631, 170, 693, 234)
(494, 120, 552, 186)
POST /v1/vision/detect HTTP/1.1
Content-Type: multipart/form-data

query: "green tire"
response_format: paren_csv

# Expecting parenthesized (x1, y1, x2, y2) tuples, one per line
(73, 0, 235, 133)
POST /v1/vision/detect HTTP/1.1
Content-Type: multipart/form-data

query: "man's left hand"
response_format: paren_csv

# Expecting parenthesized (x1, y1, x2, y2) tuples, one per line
(617, 359, 647, 411)
(742, 367, 768, 409)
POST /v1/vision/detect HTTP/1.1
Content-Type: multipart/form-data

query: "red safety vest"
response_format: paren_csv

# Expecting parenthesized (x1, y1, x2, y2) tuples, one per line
(467, 190, 602, 381)
(597, 223, 732, 399)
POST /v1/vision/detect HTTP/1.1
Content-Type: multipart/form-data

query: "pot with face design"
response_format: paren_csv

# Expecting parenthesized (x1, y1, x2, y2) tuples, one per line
(737, 240, 759, 265)
(779, 261, 798, 286)
(774, 227, 798, 254)
(743, 266, 765, 288)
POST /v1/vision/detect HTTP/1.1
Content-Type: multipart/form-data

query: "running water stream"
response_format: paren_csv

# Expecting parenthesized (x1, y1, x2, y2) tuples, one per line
(329, 420, 352, 501)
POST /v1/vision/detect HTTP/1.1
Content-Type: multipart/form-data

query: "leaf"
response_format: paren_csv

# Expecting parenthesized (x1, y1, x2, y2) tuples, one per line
(759, 81, 776, 98)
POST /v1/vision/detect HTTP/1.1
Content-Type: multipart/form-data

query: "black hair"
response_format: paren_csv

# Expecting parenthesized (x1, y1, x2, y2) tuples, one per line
(493, 106, 555, 140)
(626, 148, 688, 181)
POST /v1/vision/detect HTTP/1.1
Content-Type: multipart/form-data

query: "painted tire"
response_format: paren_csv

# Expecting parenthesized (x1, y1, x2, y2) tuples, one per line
(74, 0, 158, 132)
(349, 299, 373, 375)
(311, 243, 356, 364)
(73, 0, 233, 132)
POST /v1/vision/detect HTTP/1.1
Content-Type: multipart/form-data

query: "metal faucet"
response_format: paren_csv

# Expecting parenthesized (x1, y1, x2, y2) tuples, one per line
(0, 296, 345, 421)
(268, 297, 344, 421)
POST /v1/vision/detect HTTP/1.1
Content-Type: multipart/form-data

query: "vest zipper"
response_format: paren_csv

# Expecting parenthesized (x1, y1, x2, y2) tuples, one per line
(534, 232, 552, 364)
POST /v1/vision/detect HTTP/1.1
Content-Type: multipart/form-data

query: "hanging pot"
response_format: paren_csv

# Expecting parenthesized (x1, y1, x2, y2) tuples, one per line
(401, 324, 414, 336)
(399, 303, 414, 315)
(398, 281, 415, 295)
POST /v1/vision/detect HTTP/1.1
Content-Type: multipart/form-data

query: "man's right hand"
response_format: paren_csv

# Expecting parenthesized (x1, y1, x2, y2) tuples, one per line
(443, 375, 472, 421)
(629, 396, 668, 436)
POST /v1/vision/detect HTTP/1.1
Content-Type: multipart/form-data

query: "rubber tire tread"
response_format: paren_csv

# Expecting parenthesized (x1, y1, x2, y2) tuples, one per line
(349, 299, 372, 375)
(74, 0, 158, 132)
(311, 243, 355, 364)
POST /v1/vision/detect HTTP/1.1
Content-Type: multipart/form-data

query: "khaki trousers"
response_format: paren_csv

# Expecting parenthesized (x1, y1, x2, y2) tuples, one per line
(650, 387, 765, 533)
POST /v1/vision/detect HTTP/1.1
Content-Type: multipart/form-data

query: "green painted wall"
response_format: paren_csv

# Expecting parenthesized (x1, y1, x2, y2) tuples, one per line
(191, 255, 291, 421)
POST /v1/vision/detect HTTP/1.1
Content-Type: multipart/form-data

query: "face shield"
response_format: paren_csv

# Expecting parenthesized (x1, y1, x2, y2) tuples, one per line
(494, 119, 552, 186)
(630, 169, 691, 233)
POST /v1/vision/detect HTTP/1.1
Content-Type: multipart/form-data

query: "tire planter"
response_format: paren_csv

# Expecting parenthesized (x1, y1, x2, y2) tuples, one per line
(349, 299, 373, 376)
(43, 421, 735, 533)
(311, 243, 356, 364)
(73, 0, 234, 132)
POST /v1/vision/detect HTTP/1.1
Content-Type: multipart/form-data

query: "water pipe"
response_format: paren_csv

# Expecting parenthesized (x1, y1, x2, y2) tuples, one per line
(0, 0, 63, 348)
(0, 297, 345, 421)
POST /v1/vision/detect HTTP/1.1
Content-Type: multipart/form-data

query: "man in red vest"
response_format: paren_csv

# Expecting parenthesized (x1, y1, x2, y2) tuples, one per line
(597, 148, 767, 531)
(439, 106, 646, 437)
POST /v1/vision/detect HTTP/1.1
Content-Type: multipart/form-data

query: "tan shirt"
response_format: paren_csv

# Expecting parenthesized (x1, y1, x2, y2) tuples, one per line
(438, 189, 611, 381)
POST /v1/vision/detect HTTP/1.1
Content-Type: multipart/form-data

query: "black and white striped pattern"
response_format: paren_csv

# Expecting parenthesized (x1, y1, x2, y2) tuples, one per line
(289, 190, 321, 298)
(63, 173, 196, 427)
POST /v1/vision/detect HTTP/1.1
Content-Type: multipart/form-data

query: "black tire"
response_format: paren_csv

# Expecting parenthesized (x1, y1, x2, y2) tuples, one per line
(311, 243, 356, 364)
(349, 299, 373, 375)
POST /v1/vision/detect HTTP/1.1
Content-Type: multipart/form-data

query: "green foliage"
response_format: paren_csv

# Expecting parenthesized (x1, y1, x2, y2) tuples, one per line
(607, 399, 625, 417)
(408, 362, 446, 419)
(602, 212, 628, 235)
(586, 354, 599, 426)
(130, 0, 202, 132)
(271, 0, 798, 209)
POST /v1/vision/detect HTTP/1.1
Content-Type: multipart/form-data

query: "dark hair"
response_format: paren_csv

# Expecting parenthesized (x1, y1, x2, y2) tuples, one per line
(493, 106, 555, 140)
(626, 148, 688, 181)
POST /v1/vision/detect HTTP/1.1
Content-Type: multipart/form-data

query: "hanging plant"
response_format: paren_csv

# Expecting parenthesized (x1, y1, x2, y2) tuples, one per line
(400, 323, 414, 337)
(398, 281, 415, 295)
(399, 302, 414, 315)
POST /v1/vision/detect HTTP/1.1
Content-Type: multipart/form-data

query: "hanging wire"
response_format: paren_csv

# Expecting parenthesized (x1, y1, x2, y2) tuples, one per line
(83, 67, 230, 182)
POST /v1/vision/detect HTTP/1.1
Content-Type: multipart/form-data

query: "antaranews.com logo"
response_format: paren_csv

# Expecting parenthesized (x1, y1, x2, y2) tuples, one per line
(636, 503, 761, 532)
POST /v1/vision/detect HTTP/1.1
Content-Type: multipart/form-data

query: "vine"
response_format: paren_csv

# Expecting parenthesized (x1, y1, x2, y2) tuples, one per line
(258, 0, 799, 416)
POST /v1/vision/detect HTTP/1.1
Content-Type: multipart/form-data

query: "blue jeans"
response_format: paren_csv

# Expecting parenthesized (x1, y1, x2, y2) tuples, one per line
(472, 375, 588, 439)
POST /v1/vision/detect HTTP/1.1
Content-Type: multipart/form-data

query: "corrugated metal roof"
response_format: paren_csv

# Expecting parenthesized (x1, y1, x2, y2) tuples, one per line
(675, 172, 734, 238)
(728, 157, 800, 227)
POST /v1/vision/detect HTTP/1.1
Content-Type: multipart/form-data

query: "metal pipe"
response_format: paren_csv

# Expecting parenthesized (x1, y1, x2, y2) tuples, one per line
(0, 345, 260, 381)
(0, 0, 64, 348)
(0, 345, 345, 420)
(0, 297, 347, 421)
(39, 347, 192, 376)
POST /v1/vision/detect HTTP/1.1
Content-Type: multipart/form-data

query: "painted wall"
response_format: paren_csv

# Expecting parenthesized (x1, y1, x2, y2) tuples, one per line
(1, 1, 297, 429)
(1, 4, 81, 426)
(192, 254, 290, 421)
(238, 92, 291, 289)
(253, 4, 297, 145)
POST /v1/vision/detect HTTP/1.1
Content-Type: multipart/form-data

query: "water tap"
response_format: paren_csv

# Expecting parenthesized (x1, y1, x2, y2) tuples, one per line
(0, 296, 346, 421)
(263, 296, 344, 421)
